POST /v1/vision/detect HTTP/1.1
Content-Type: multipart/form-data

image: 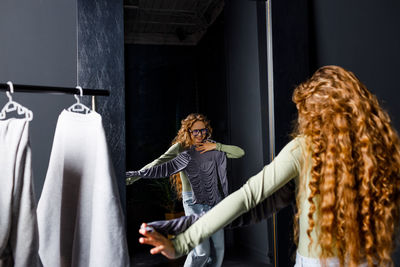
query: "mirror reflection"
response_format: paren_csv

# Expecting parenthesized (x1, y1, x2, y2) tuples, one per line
(124, 1, 272, 266)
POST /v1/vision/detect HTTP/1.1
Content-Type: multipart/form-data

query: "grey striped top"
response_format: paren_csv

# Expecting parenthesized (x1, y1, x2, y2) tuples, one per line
(126, 146, 228, 206)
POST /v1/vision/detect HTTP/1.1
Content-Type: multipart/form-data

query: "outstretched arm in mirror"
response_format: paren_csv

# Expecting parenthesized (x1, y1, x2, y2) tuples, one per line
(139, 223, 177, 259)
(126, 143, 182, 185)
(126, 151, 191, 179)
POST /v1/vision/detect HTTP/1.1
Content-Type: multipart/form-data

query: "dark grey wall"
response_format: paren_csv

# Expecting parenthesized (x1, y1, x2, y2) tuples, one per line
(308, 0, 400, 264)
(77, 0, 126, 207)
(196, 16, 229, 144)
(125, 44, 197, 171)
(271, 0, 309, 266)
(0, 0, 77, 198)
(309, 0, 400, 132)
(224, 0, 271, 263)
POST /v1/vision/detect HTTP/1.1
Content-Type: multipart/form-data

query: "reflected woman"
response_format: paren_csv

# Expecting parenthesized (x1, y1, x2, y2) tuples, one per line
(127, 113, 245, 267)
(138, 66, 400, 267)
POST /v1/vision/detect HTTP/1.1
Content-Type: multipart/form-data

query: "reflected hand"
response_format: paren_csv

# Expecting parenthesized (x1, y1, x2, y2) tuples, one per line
(139, 223, 177, 259)
(196, 141, 217, 154)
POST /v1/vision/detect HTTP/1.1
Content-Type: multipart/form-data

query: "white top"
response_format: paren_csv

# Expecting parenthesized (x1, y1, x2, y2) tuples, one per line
(37, 110, 130, 267)
(0, 118, 39, 267)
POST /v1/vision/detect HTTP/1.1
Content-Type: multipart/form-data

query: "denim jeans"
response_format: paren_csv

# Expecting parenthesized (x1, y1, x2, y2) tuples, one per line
(182, 191, 225, 267)
(295, 252, 369, 267)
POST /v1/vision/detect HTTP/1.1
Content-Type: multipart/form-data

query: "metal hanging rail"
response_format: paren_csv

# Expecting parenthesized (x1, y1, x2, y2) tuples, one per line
(0, 83, 110, 96)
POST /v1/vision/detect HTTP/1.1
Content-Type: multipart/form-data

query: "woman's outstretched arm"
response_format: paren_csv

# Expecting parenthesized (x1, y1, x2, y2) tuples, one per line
(126, 143, 182, 184)
(140, 137, 304, 258)
(146, 180, 295, 236)
(126, 151, 191, 179)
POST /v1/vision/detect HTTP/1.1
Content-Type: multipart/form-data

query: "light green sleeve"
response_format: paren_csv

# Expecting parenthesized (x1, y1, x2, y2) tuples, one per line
(215, 143, 245, 158)
(172, 137, 304, 257)
(126, 143, 182, 185)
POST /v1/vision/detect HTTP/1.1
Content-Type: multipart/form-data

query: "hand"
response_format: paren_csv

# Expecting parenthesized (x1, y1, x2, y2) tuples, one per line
(195, 141, 217, 154)
(139, 223, 177, 259)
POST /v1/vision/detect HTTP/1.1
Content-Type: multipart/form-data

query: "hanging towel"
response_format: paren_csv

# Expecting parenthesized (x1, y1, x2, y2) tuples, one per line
(37, 110, 129, 267)
(0, 119, 39, 267)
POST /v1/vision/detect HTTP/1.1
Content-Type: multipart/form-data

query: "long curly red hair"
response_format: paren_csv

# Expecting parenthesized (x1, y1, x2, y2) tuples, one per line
(292, 65, 400, 266)
(170, 113, 213, 199)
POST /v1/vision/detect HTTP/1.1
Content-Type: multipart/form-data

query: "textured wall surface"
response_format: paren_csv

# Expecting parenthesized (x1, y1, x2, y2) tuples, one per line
(77, 0, 126, 206)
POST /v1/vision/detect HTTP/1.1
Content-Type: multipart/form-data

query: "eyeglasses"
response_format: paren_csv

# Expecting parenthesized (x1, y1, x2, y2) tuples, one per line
(190, 128, 208, 137)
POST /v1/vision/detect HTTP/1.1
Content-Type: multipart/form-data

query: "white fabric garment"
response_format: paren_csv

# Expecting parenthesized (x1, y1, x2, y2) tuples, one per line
(37, 110, 129, 267)
(0, 119, 39, 267)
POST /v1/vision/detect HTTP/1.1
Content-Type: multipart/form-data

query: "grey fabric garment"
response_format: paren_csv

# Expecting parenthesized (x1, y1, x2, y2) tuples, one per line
(126, 150, 191, 178)
(148, 180, 295, 235)
(37, 110, 130, 267)
(0, 119, 39, 267)
(127, 146, 228, 206)
(185, 146, 228, 205)
(148, 210, 204, 236)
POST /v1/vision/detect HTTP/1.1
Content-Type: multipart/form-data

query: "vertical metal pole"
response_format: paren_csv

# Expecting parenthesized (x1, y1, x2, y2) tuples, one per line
(267, 0, 275, 158)
(266, 0, 277, 266)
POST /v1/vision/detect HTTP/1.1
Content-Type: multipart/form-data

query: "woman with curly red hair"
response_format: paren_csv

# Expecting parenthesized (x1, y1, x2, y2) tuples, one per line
(127, 113, 245, 267)
(139, 65, 400, 267)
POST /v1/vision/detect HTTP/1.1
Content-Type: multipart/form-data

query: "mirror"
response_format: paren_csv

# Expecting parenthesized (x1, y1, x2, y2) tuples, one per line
(123, 1, 278, 266)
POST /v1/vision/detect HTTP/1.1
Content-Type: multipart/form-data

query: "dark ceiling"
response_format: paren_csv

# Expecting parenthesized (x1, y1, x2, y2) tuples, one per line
(124, 0, 224, 45)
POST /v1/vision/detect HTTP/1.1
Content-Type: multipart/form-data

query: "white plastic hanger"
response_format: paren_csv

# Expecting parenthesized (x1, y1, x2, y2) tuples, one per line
(67, 86, 92, 114)
(0, 81, 33, 121)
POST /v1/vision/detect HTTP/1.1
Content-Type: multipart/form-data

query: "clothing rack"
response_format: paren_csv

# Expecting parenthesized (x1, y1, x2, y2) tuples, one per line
(0, 83, 110, 96)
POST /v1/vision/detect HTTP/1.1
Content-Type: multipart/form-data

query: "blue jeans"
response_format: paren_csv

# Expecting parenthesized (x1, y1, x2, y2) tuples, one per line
(295, 252, 369, 267)
(182, 191, 225, 267)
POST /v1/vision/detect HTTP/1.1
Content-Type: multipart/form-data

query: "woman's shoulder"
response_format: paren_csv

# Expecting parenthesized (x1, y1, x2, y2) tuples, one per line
(292, 135, 307, 147)
(165, 142, 185, 154)
(170, 142, 182, 149)
(174, 143, 194, 156)
(280, 136, 307, 158)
